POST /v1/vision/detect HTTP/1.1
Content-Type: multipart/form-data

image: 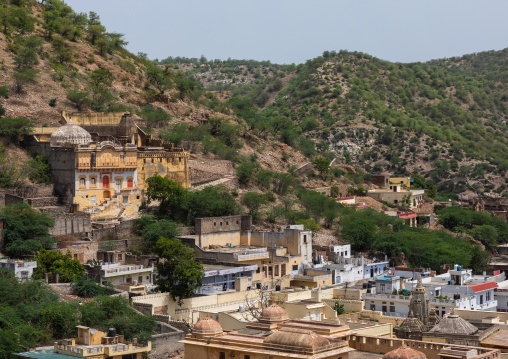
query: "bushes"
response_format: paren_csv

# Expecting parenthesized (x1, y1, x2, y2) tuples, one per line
(335, 207, 488, 270)
(0, 203, 55, 258)
(0, 117, 34, 141)
(71, 276, 113, 297)
(146, 176, 241, 226)
(437, 206, 508, 249)
(33, 249, 84, 283)
(236, 162, 260, 186)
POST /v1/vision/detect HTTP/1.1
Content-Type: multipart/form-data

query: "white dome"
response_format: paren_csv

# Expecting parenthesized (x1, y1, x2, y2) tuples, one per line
(50, 120, 91, 146)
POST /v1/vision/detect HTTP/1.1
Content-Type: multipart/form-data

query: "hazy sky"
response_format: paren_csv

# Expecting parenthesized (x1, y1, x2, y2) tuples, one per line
(64, 0, 508, 65)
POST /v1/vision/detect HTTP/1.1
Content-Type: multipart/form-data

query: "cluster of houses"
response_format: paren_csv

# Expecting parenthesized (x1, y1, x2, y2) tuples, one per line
(5, 113, 508, 358)
(7, 211, 508, 359)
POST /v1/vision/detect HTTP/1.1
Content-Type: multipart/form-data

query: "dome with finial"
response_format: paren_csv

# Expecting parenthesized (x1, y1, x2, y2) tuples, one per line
(50, 120, 91, 146)
(263, 327, 330, 353)
(192, 317, 223, 337)
(259, 304, 289, 324)
(428, 309, 478, 335)
(383, 343, 427, 359)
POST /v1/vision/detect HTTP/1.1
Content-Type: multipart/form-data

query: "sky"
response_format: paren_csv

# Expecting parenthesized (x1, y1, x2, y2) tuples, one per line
(63, 0, 508, 65)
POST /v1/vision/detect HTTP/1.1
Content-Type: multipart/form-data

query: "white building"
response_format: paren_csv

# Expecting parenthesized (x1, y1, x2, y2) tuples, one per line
(330, 244, 351, 259)
(0, 259, 37, 281)
(363, 265, 503, 317)
(318, 255, 389, 284)
(93, 262, 155, 288)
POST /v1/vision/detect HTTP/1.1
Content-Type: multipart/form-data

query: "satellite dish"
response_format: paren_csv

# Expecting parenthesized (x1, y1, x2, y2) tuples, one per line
(90, 329, 96, 335)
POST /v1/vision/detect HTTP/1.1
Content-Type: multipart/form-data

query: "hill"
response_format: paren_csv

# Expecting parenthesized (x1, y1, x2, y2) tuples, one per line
(169, 49, 508, 199)
(0, 0, 320, 190)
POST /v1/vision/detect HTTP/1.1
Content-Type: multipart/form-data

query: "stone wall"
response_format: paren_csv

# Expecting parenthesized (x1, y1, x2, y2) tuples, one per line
(348, 334, 499, 359)
(195, 215, 251, 235)
(149, 322, 184, 359)
(91, 219, 135, 241)
(27, 197, 58, 207)
(0, 184, 54, 208)
(133, 302, 154, 316)
(4, 194, 58, 208)
(50, 212, 92, 237)
(189, 159, 234, 183)
(57, 241, 99, 264)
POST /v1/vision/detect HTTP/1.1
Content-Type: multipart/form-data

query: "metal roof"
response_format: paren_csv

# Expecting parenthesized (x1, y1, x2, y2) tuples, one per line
(14, 349, 78, 359)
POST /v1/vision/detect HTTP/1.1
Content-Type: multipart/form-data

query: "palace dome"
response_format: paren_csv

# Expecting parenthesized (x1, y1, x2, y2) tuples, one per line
(50, 120, 91, 146)
(383, 343, 427, 359)
(263, 327, 330, 352)
(193, 317, 223, 337)
(428, 310, 478, 335)
(259, 304, 289, 324)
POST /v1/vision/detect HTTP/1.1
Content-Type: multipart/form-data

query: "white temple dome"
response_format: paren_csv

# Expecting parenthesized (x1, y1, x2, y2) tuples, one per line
(50, 120, 91, 146)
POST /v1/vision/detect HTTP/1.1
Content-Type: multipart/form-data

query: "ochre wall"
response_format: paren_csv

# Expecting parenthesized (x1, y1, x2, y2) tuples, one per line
(137, 152, 190, 189)
(62, 111, 125, 126)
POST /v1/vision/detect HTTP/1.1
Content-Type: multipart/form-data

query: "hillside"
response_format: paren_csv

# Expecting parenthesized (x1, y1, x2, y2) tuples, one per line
(170, 49, 508, 199)
(0, 0, 324, 191)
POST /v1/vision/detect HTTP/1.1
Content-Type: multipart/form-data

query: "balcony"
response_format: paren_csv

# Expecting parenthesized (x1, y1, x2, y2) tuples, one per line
(233, 251, 270, 260)
(101, 265, 153, 278)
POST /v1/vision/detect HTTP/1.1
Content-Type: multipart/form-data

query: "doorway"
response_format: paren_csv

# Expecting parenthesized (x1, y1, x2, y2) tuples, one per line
(102, 176, 110, 188)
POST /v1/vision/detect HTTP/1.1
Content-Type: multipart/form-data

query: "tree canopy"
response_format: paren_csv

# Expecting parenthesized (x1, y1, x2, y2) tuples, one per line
(155, 237, 204, 304)
(0, 202, 55, 258)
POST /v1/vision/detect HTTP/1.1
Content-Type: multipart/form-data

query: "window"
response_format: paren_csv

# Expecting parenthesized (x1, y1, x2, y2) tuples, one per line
(293, 265, 298, 271)
(124, 196, 128, 205)
(116, 179, 122, 190)
(91, 196, 96, 205)
(244, 356, 250, 359)
(80, 178, 85, 186)
(370, 304, 376, 311)
(127, 178, 133, 188)
(91, 178, 96, 185)
(303, 234, 307, 243)
(219, 353, 225, 359)
(390, 306, 395, 312)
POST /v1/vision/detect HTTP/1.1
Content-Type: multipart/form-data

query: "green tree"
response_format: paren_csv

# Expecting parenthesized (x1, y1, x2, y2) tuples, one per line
(146, 65, 173, 95)
(236, 161, 260, 186)
(146, 176, 187, 215)
(295, 218, 321, 232)
(155, 237, 204, 304)
(469, 225, 498, 251)
(28, 156, 51, 184)
(33, 249, 84, 282)
(241, 192, 267, 219)
(0, 117, 34, 141)
(312, 157, 330, 179)
(87, 24, 105, 45)
(426, 184, 437, 199)
(71, 276, 113, 298)
(13, 68, 39, 94)
(140, 220, 180, 254)
(333, 302, 346, 315)
(87, 68, 114, 109)
(0, 203, 55, 258)
(469, 245, 490, 272)
(66, 90, 91, 110)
